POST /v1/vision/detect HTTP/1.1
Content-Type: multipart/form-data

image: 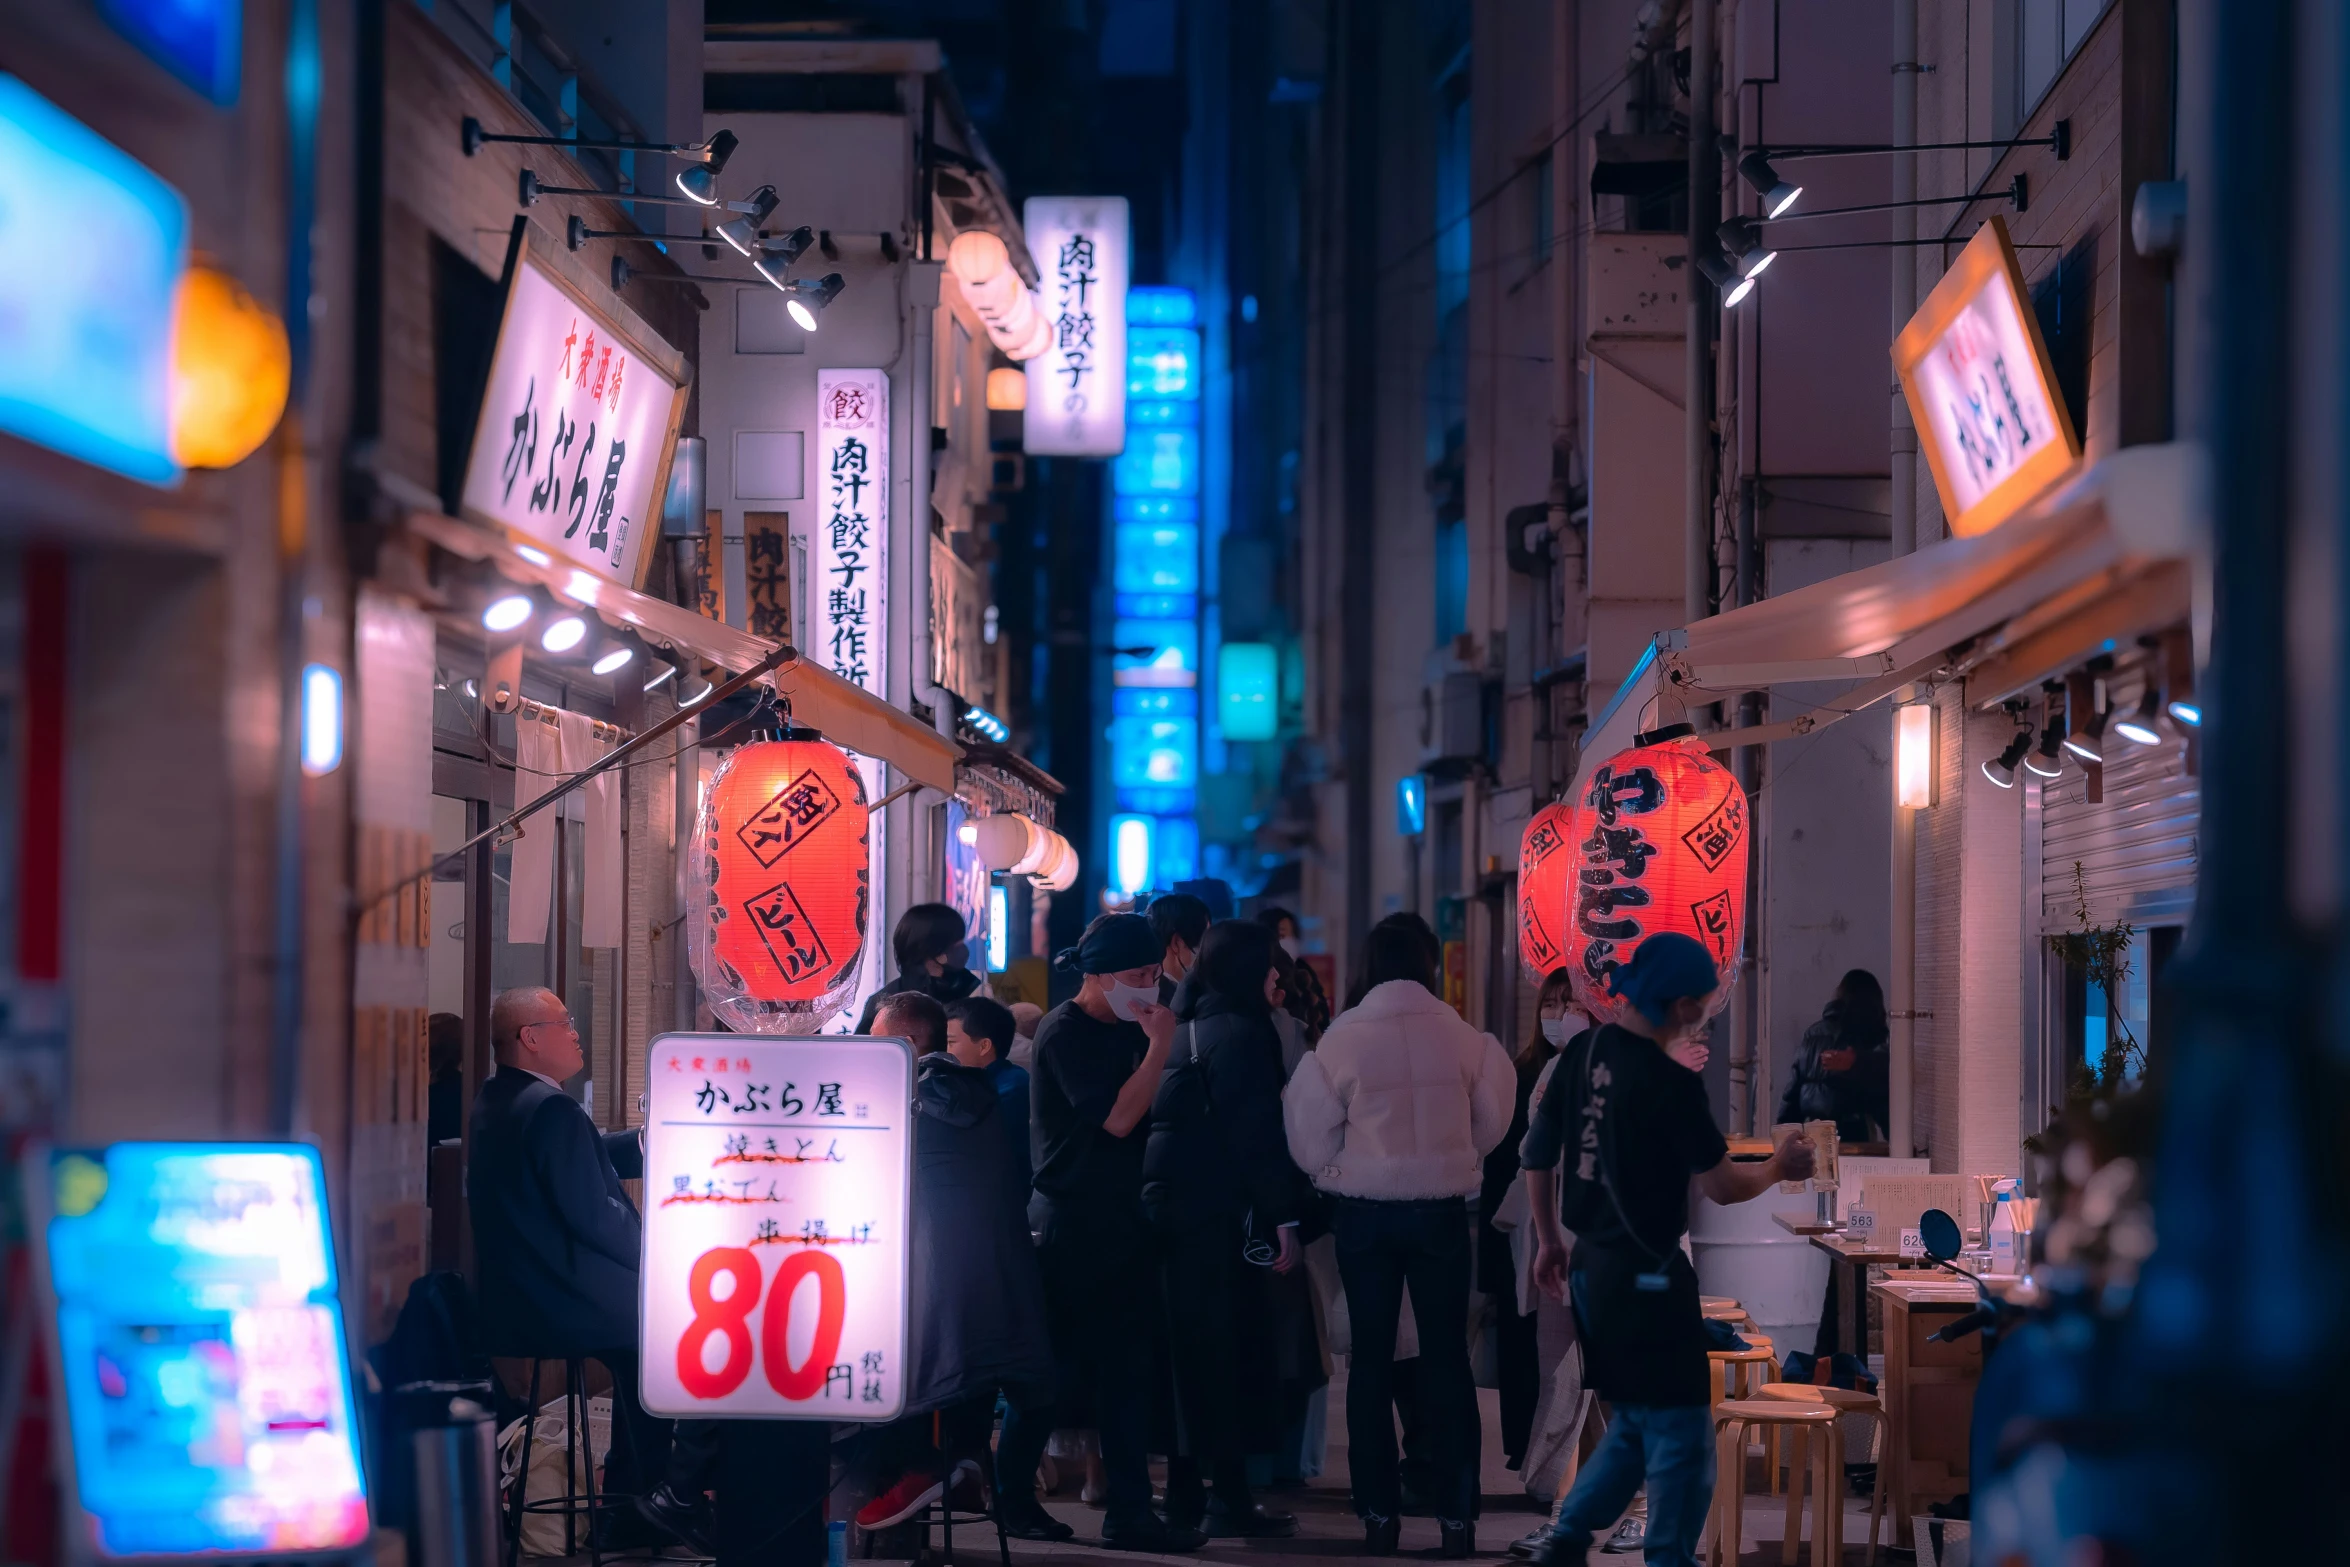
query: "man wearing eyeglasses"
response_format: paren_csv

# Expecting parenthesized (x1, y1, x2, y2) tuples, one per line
(468, 986, 716, 1553)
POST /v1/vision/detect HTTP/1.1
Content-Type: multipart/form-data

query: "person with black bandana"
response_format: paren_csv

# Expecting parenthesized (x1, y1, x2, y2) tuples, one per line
(1516, 935, 1815, 1567)
(992, 913, 1202, 1553)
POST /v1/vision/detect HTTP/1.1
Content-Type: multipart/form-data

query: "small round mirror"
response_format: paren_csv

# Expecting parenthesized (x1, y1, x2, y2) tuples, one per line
(1919, 1208, 1963, 1263)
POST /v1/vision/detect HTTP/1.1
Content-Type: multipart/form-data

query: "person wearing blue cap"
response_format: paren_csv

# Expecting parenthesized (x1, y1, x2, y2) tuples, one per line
(991, 912, 1203, 1553)
(1514, 934, 1816, 1567)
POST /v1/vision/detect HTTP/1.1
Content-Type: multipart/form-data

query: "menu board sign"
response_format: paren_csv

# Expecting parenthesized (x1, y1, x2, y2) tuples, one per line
(639, 1033, 912, 1420)
(459, 219, 690, 588)
(1892, 216, 2081, 538)
(29, 1142, 370, 1560)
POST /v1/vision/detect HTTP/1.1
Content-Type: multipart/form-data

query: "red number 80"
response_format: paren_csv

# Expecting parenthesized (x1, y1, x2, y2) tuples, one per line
(675, 1246, 848, 1401)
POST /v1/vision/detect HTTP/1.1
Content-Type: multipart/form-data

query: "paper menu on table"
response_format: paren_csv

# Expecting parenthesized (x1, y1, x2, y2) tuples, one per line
(639, 1032, 912, 1420)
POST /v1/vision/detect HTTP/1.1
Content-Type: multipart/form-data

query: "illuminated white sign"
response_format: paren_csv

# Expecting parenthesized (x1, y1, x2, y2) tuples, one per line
(461, 228, 689, 586)
(814, 369, 892, 1023)
(1893, 216, 2080, 539)
(1022, 196, 1129, 457)
(639, 1032, 912, 1420)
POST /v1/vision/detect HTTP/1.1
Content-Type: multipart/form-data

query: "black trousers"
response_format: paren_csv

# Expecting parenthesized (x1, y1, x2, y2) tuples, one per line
(1158, 1214, 1272, 1516)
(1330, 1195, 1480, 1524)
(996, 1206, 1156, 1518)
(1496, 1290, 1541, 1468)
(592, 1347, 722, 1500)
(715, 1419, 831, 1566)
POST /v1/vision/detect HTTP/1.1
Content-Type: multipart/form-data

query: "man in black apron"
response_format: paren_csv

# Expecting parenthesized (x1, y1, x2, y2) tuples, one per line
(1517, 934, 1815, 1567)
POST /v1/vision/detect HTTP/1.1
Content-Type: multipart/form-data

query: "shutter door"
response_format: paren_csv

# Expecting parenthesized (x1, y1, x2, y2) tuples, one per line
(2036, 670, 2199, 934)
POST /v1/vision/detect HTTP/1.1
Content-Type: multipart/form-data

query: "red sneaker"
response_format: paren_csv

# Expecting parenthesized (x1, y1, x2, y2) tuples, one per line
(857, 1471, 945, 1530)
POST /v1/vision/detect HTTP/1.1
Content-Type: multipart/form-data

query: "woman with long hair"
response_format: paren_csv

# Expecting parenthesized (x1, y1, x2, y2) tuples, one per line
(1775, 968, 1891, 1142)
(1480, 970, 1589, 1469)
(1143, 920, 1313, 1537)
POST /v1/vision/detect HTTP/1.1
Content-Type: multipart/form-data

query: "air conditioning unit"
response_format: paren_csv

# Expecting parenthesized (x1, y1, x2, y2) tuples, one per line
(1421, 671, 1488, 774)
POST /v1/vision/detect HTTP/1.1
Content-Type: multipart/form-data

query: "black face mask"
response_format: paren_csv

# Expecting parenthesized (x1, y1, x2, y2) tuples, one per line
(942, 941, 970, 971)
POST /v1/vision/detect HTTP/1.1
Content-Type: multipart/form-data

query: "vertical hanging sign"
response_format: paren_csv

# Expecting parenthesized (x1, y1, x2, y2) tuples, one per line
(814, 370, 891, 1024)
(1022, 196, 1130, 457)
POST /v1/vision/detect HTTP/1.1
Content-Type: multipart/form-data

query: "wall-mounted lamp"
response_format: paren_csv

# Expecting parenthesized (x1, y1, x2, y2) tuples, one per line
(482, 593, 535, 633)
(1981, 704, 2033, 789)
(591, 646, 635, 676)
(300, 663, 344, 777)
(715, 187, 781, 254)
(1736, 151, 1802, 218)
(782, 274, 845, 332)
(540, 614, 588, 654)
(523, 165, 767, 213)
(1894, 700, 1935, 808)
(2024, 684, 2066, 778)
(674, 130, 739, 204)
(2060, 670, 2107, 765)
(751, 227, 817, 289)
(463, 115, 736, 167)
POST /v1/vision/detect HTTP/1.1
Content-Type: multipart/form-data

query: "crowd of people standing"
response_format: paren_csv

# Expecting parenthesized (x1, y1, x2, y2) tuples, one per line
(458, 882, 1877, 1567)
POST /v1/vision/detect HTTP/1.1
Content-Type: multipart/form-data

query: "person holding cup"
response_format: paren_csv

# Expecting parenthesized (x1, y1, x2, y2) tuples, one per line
(1517, 935, 1817, 1567)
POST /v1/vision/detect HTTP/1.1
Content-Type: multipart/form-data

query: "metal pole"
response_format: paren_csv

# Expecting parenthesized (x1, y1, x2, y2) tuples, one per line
(1684, 0, 1717, 626)
(1885, 0, 1919, 1162)
(1339, 2, 1380, 971)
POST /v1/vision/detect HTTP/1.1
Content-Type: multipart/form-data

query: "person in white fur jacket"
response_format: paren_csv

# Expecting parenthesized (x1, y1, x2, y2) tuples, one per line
(1282, 913, 1516, 1559)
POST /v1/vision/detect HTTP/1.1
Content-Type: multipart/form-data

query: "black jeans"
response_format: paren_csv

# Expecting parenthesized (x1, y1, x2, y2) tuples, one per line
(1157, 1214, 1268, 1519)
(1330, 1195, 1480, 1524)
(995, 1206, 1156, 1520)
(592, 1348, 721, 1499)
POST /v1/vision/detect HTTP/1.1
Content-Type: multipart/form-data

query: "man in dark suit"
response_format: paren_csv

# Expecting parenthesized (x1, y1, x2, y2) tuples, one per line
(467, 986, 714, 1551)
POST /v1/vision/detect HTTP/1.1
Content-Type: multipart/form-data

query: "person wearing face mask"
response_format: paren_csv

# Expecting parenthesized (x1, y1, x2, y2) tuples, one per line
(1516, 935, 1816, 1567)
(995, 914, 1201, 1553)
(1147, 892, 1212, 1005)
(1481, 970, 1590, 1473)
(854, 902, 980, 1033)
(1256, 905, 1331, 1039)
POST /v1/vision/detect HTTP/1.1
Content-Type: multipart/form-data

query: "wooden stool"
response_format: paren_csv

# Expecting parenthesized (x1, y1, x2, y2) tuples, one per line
(1703, 1297, 1752, 1328)
(1708, 1334, 1778, 1403)
(1758, 1383, 1888, 1563)
(1709, 1399, 1842, 1567)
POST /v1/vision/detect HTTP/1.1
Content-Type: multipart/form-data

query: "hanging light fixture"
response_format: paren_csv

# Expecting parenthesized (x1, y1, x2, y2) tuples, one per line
(2061, 671, 2107, 764)
(482, 593, 535, 633)
(714, 185, 781, 255)
(1736, 150, 1803, 218)
(1716, 216, 1778, 279)
(1981, 712, 2034, 789)
(2112, 682, 2165, 747)
(752, 226, 816, 288)
(2022, 684, 2065, 777)
(785, 274, 846, 332)
(592, 646, 636, 676)
(540, 615, 588, 653)
(674, 128, 739, 205)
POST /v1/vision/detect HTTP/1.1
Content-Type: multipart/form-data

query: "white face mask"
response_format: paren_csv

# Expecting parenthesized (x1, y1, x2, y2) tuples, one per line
(1540, 1010, 1590, 1047)
(1279, 936, 1302, 960)
(1106, 979, 1159, 1022)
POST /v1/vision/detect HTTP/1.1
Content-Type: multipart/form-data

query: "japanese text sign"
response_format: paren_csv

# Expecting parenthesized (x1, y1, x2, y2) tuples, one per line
(1022, 196, 1129, 457)
(640, 1033, 911, 1420)
(1893, 216, 2080, 538)
(814, 369, 890, 696)
(461, 223, 689, 587)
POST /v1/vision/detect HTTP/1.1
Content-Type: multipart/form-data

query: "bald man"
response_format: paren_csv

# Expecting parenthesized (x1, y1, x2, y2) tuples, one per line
(467, 987, 715, 1551)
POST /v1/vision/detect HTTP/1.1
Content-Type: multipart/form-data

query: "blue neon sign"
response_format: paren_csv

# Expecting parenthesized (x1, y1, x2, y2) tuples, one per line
(1112, 429, 1200, 496)
(1128, 326, 1200, 400)
(1114, 524, 1200, 593)
(1128, 286, 1198, 326)
(0, 76, 187, 486)
(1218, 642, 1279, 742)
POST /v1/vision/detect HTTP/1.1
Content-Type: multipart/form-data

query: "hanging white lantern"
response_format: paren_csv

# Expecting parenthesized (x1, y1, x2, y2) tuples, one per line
(972, 812, 1038, 872)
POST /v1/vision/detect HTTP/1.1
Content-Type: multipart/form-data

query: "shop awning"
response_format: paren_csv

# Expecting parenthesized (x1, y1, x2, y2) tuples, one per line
(1574, 442, 2204, 798)
(403, 508, 963, 795)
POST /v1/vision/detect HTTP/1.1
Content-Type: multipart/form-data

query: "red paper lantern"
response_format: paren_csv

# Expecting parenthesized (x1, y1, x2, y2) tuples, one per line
(1558, 735, 1748, 1020)
(1517, 800, 1575, 980)
(691, 735, 870, 1031)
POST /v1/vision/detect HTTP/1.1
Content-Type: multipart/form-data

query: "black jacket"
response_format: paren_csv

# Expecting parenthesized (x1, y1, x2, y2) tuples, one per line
(1776, 1011, 1891, 1143)
(855, 964, 981, 1034)
(1478, 1047, 1555, 1296)
(465, 1065, 646, 1355)
(905, 1052, 1055, 1411)
(1141, 981, 1312, 1232)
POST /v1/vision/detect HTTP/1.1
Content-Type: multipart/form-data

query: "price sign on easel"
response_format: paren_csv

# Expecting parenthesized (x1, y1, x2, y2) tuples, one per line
(639, 1033, 912, 1420)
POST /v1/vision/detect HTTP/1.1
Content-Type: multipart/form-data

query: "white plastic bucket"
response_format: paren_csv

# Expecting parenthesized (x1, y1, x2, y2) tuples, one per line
(1689, 1184, 1829, 1356)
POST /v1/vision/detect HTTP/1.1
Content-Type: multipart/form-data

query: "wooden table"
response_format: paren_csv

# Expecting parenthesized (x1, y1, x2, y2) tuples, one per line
(1869, 1276, 1984, 1534)
(1772, 1211, 1838, 1237)
(1805, 1230, 1910, 1359)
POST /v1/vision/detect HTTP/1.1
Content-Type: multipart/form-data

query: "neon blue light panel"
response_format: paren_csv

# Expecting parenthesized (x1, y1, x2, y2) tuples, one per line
(1113, 524, 1200, 593)
(1110, 716, 1200, 789)
(0, 76, 187, 486)
(1128, 326, 1200, 400)
(1112, 429, 1200, 497)
(1115, 687, 1200, 718)
(1110, 814, 1155, 898)
(1397, 775, 1427, 836)
(1113, 494, 1199, 524)
(1112, 618, 1198, 674)
(101, 0, 242, 103)
(1218, 642, 1279, 742)
(1128, 286, 1198, 326)
(37, 1143, 371, 1555)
